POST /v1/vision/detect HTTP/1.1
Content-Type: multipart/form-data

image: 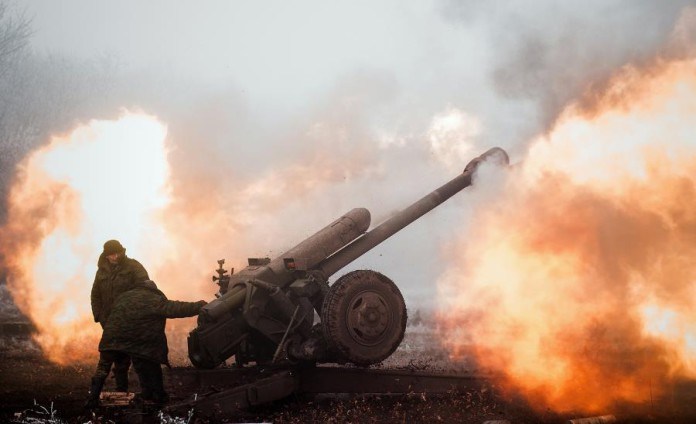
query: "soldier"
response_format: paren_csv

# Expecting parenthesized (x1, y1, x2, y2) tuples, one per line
(98, 280, 206, 404)
(85, 240, 149, 408)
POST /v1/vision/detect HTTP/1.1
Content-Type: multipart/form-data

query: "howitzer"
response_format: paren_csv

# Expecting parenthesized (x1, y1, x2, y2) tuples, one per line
(188, 147, 509, 368)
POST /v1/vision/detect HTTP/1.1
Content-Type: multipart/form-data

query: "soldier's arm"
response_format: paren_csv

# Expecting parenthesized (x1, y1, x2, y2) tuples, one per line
(159, 299, 207, 318)
(90, 273, 101, 323)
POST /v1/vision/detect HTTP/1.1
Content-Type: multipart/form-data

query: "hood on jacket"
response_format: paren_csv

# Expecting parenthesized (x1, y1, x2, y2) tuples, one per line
(137, 279, 167, 299)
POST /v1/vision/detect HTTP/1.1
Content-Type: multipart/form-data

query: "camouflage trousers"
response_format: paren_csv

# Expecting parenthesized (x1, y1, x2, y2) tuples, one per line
(93, 350, 131, 391)
(131, 357, 168, 403)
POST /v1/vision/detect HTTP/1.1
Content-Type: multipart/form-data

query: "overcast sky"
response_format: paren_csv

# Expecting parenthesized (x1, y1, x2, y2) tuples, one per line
(25, 0, 691, 146)
(26, 1, 487, 118)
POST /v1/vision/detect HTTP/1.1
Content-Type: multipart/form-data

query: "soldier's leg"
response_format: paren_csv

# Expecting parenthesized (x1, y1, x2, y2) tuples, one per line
(148, 362, 168, 404)
(113, 352, 131, 392)
(85, 351, 114, 409)
(131, 356, 154, 400)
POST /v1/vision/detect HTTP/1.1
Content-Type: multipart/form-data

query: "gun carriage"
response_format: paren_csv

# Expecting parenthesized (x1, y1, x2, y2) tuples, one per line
(188, 147, 509, 369)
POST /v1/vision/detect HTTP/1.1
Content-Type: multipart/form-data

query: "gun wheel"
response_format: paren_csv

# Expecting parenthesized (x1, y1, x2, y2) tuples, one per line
(321, 270, 407, 366)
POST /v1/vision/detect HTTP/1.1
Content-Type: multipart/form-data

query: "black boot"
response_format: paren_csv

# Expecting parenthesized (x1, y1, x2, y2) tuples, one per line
(150, 365, 168, 404)
(84, 377, 105, 409)
(133, 366, 153, 401)
(152, 391, 169, 405)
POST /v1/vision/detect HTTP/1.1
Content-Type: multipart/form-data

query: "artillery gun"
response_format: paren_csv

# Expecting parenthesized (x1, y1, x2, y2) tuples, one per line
(188, 147, 509, 369)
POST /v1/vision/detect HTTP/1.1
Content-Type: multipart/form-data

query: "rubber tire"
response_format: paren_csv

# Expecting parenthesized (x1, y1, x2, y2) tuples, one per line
(321, 270, 407, 366)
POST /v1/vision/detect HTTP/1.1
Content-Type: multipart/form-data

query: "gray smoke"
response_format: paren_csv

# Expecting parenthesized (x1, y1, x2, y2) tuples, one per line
(442, 0, 694, 129)
(1, 0, 694, 311)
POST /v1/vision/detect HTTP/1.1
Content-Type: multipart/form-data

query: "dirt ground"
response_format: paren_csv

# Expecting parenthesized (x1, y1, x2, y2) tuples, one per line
(0, 350, 533, 424)
(0, 329, 519, 423)
(2, 327, 696, 423)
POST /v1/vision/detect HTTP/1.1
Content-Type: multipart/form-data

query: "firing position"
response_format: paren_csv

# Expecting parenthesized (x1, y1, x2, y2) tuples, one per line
(98, 280, 206, 404)
(86, 240, 149, 408)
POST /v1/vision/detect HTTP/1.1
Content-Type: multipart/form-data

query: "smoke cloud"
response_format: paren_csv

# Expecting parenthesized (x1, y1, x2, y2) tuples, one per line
(438, 56, 696, 412)
(1, 0, 695, 373)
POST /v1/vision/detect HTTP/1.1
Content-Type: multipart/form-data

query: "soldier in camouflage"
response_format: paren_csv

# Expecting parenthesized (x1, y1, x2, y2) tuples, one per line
(98, 280, 206, 404)
(85, 240, 149, 409)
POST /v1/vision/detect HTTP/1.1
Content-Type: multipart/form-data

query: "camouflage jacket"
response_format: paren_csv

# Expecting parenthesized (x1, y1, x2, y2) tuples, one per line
(90, 253, 149, 325)
(98, 281, 205, 364)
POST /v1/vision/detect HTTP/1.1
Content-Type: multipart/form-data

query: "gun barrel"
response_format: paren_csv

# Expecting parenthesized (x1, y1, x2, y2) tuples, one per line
(317, 147, 508, 277)
(267, 207, 371, 278)
(201, 207, 371, 322)
(189, 147, 508, 368)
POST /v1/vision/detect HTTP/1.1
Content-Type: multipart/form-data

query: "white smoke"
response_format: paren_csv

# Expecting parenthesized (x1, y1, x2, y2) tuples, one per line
(3, 0, 694, 312)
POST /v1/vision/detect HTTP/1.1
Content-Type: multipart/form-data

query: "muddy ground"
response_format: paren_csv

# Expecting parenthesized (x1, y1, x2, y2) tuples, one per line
(2, 326, 696, 423)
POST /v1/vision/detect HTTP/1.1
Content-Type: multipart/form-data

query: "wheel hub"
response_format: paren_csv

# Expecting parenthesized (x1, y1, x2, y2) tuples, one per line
(346, 291, 390, 345)
(321, 269, 407, 365)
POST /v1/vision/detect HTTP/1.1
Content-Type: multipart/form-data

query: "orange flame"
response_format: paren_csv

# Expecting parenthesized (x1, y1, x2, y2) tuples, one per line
(0, 107, 388, 366)
(0, 112, 175, 363)
(437, 58, 696, 413)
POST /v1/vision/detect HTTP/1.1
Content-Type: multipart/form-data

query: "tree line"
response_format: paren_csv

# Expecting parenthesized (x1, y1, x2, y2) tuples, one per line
(0, 1, 118, 225)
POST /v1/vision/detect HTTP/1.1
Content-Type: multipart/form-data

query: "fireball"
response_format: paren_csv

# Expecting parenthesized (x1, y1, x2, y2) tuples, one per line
(438, 59, 696, 412)
(0, 112, 172, 364)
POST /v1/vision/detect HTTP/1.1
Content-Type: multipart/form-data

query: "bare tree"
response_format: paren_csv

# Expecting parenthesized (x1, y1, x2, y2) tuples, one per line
(0, 2, 32, 224)
(0, 2, 31, 78)
(0, 2, 119, 226)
